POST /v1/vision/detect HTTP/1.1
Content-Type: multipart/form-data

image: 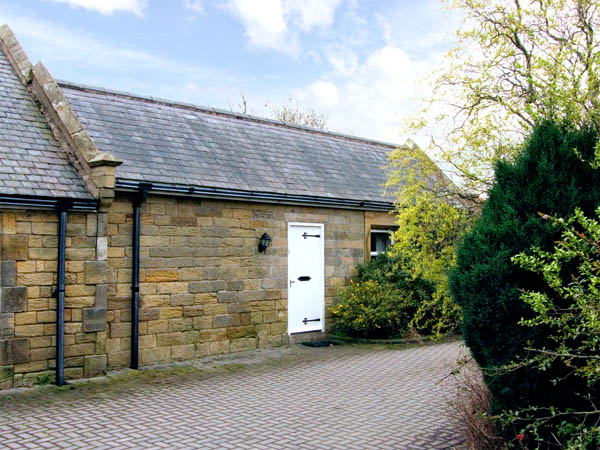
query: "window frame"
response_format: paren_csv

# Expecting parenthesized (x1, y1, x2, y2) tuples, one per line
(369, 229, 394, 258)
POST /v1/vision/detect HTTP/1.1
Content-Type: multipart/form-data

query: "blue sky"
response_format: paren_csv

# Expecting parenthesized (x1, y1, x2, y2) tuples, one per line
(0, 0, 459, 144)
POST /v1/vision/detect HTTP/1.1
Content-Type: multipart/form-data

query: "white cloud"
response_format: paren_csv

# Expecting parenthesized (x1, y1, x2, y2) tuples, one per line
(293, 45, 427, 144)
(309, 81, 338, 106)
(1, 14, 181, 72)
(51, 0, 147, 16)
(365, 47, 413, 87)
(183, 0, 205, 15)
(287, 0, 342, 30)
(326, 46, 358, 77)
(375, 12, 392, 44)
(0, 12, 241, 107)
(226, 0, 290, 52)
(225, 0, 342, 53)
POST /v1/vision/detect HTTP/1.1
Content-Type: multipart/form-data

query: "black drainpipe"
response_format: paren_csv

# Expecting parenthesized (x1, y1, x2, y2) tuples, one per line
(56, 200, 70, 386)
(131, 183, 152, 369)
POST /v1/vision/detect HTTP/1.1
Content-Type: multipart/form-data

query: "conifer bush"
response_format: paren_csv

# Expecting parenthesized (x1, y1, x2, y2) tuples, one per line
(450, 121, 600, 436)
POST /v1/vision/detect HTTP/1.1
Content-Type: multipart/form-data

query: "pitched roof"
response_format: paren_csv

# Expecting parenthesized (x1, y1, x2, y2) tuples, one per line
(59, 82, 401, 205)
(0, 47, 92, 199)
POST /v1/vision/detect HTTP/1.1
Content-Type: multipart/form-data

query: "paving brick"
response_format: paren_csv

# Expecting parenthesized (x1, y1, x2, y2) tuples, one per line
(0, 342, 466, 449)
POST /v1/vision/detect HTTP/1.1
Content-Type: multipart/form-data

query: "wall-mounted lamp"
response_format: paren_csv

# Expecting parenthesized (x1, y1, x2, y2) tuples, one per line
(258, 232, 272, 253)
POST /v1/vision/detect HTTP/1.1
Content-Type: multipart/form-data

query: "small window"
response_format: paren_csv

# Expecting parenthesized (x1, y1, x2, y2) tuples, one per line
(370, 229, 393, 258)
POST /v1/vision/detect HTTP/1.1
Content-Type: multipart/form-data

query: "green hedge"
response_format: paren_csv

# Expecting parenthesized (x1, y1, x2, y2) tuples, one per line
(450, 121, 600, 421)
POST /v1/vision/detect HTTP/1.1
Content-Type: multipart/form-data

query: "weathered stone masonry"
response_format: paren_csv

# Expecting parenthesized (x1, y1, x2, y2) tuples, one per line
(0, 195, 392, 387)
(104, 195, 366, 369)
(0, 210, 107, 389)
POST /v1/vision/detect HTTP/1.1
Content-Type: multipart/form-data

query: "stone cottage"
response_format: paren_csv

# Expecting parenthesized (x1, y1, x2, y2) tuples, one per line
(0, 25, 412, 389)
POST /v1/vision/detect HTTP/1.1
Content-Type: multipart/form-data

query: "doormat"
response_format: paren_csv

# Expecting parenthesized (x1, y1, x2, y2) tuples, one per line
(301, 340, 342, 347)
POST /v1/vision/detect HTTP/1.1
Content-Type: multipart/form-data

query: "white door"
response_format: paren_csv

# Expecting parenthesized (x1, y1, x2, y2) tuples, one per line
(288, 223, 325, 334)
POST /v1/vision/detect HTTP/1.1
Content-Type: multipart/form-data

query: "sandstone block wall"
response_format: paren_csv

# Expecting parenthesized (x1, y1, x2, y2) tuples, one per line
(0, 210, 107, 389)
(0, 194, 398, 388)
(104, 194, 365, 368)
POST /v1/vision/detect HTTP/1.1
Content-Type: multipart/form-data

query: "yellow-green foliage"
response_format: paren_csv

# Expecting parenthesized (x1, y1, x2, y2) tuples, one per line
(330, 195, 467, 340)
(330, 253, 435, 339)
(395, 0, 600, 202)
(330, 279, 417, 339)
(392, 193, 469, 336)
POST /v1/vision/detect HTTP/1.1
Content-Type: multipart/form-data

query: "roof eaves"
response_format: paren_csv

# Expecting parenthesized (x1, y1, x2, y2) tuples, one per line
(115, 179, 395, 212)
(0, 193, 99, 211)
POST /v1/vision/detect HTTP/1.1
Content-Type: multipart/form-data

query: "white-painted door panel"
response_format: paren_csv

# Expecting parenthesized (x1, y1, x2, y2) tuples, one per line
(288, 223, 324, 334)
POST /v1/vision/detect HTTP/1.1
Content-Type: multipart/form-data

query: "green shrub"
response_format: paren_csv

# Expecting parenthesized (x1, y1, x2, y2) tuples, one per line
(330, 253, 434, 339)
(450, 121, 600, 435)
(353, 251, 433, 297)
(330, 279, 414, 339)
(498, 208, 600, 448)
(391, 194, 469, 336)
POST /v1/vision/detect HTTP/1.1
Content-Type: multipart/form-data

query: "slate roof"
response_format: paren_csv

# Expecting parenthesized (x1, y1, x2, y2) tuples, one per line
(0, 47, 92, 199)
(60, 82, 401, 204)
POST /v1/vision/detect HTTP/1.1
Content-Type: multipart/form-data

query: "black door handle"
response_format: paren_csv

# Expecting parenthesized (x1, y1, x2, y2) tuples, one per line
(298, 276, 311, 281)
(302, 232, 321, 239)
(302, 317, 321, 324)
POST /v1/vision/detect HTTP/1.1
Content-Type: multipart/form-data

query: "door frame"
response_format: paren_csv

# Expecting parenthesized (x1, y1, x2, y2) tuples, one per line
(287, 222, 325, 334)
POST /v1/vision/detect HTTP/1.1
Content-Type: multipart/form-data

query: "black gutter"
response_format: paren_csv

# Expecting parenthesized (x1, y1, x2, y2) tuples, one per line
(56, 201, 70, 386)
(0, 194, 98, 211)
(115, 180, 395, 212)
(130, 183, 151, 370)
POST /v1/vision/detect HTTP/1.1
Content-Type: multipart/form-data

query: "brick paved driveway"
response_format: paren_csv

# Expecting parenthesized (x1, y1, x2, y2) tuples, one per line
(0, 341, 465, 449)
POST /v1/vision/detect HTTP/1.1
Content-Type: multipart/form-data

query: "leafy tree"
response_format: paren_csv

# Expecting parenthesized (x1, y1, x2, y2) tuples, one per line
(331, 193, 467, 339)
(269, 97, 328, 129)
(391, 193, 469, 336)
(450, 121, 600, 432)
(391, 0, 600, 204)
(500, 208, 600, 448)
(230, 93, 327, 129)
